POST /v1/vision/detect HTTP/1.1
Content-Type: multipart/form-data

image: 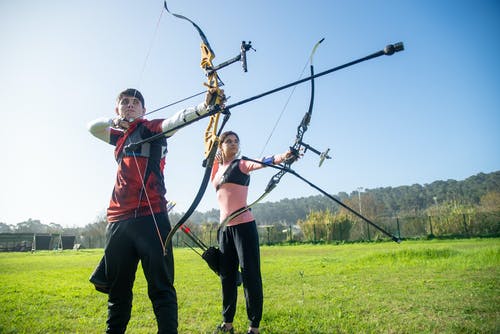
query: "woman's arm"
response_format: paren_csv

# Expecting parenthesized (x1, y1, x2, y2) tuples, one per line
(240, 152, 292, 174)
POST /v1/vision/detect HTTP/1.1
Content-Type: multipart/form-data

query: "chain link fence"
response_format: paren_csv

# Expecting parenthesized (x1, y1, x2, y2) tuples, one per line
(174, 211, 500, 248)
(4, 211, 497, 251)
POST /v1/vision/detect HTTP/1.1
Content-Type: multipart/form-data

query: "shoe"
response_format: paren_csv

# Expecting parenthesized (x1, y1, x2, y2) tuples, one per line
(213, 323, 234, 334)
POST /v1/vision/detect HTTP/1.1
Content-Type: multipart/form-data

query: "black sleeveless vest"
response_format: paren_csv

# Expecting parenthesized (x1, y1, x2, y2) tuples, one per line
(216, 159, 250, 191)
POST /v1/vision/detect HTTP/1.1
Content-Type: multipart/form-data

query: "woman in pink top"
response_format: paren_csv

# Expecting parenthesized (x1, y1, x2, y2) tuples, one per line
(211, 131, 295, 334)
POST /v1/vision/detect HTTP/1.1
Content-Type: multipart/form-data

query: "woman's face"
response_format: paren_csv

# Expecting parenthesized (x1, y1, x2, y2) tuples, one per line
(221, 134, 240, 157)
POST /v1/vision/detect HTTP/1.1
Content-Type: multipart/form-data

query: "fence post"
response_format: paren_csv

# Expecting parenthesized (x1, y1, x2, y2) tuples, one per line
(463, 213, 469, 237)
(396, 217, 401, 239)
(428, 215, 434, 238)
(266, 226, 272, 245)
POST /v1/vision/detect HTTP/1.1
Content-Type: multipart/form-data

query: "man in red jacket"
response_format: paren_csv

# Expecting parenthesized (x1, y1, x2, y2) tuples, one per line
(88, 87, 224, 334)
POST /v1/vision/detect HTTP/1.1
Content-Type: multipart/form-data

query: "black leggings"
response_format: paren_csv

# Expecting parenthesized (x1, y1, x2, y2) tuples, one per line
(219, 221, 263, 328)
(104, 213, 177, 334)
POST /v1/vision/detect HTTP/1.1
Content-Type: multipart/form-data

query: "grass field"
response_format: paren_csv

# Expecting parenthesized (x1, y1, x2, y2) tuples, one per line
(0, 238, 498, 333)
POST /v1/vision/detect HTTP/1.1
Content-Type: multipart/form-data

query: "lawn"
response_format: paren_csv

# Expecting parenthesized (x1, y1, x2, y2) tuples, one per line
(0, 238, 498, 333)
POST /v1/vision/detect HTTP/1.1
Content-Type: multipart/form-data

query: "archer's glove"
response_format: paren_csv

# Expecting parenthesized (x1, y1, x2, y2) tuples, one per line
(284, 148, 301, 164)
(205, 87, 226, 110)
(215, 149, 223, 164)
(111, 117, 130, 130)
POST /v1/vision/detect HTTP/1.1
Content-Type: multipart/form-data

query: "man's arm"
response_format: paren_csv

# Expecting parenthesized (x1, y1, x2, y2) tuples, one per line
(162, 87, 225, 137)
(161, 102, 208, 138)
(87, 117, 113, 143)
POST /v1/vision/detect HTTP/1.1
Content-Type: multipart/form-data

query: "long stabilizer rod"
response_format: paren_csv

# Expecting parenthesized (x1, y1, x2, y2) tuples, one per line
(125, 42, 404, 152)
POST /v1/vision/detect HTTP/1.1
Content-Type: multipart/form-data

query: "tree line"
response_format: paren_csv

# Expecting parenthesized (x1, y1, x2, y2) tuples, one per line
(1, 171, 498, 247)
(173, 170, 500, 226)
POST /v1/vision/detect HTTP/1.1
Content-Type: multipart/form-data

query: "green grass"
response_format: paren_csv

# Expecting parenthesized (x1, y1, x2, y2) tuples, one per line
(0, 239, 498, 333)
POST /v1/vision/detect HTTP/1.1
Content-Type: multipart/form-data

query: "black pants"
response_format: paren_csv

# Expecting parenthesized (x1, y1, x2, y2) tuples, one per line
(104, 213, 177, 334)
(219, 221, 263, 328)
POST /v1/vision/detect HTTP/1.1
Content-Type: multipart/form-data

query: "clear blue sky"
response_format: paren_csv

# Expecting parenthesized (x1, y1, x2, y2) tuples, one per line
(1, 0, 499, 228)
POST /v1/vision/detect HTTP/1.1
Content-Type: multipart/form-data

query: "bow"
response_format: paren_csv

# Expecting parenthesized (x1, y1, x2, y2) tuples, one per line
(219, 41, 403, 242)
(219, 38, 331, 228)
(126, 33, 403, 243)
(161, 1, 253, 252)
(161, 1, 222, 252)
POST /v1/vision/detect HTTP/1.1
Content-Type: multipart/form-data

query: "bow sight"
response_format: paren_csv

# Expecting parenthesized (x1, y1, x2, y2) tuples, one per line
(300, 142, 331, 167)
(207, 41, 255, 75)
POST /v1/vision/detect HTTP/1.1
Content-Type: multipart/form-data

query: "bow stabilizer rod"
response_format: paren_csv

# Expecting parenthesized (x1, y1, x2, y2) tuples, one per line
(125, 42, 404, 152)
(242, 156, 402, 243)
(227, 42, 404, 110)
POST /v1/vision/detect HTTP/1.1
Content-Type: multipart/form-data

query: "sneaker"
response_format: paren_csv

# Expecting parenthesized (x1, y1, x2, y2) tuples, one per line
(213, 323, 234, 334)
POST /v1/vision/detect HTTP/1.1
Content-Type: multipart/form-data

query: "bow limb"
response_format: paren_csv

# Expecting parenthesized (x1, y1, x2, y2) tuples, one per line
(163, 140, 219, 253)
(163, 111, 229, 255)
(163, 108, 229, 254)
(163, 1, 214, 55)
(267, 38, 324, 187)
(163, 1, 224, 160)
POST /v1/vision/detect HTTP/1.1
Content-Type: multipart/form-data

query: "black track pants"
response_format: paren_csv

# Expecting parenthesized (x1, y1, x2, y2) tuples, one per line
(219, 221, 263, 328)
(104, 213, 177, 334)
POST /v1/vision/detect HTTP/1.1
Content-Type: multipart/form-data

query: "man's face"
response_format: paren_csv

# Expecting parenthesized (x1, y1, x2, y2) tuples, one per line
(115, 96, 145, 121)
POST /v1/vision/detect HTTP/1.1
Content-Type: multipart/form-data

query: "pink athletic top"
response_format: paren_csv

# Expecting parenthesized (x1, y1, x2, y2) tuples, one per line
(211, 154, 287, 226)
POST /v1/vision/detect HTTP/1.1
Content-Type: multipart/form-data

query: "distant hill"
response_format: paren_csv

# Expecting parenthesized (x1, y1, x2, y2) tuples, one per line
(170, 170, 500, 226)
